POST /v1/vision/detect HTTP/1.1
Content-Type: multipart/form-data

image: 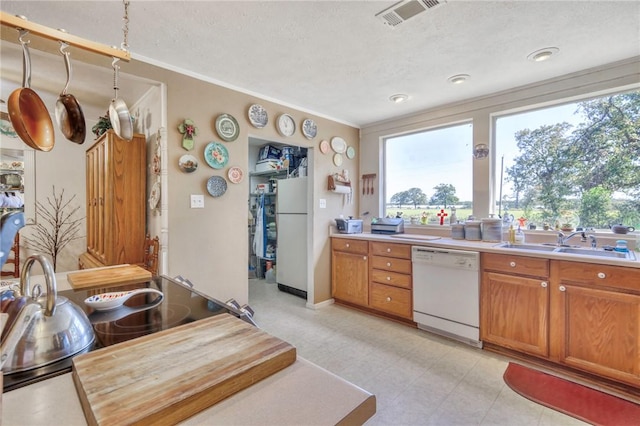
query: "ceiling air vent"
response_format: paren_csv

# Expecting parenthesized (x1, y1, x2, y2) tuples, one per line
(376, 0, 447, 28)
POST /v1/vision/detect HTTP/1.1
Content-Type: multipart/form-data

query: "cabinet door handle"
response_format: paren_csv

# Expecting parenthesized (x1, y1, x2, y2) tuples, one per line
(363, 256, 367, 260)
(597, 272, 606, 279)
(386, 276, 391, 281)
(541, 281, 548, 288)
(386, 297, 392, 302)
(510, 261, 516, 268)
(386, 262, 391, 267)
(386, 248, 391, 253)
(345, 243, 350, 248)
(559, 285, 566, 292)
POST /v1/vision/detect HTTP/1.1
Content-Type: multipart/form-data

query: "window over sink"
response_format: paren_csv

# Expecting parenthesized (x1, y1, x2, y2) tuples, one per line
(494, 89, 640, 231)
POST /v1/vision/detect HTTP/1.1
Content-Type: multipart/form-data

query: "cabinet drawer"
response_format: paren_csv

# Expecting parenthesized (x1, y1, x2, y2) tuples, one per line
(371, 269, 411, 289)
(331, 238, 368, 255)
(369, 282, 412, 319)
(553, 261, 640, 293)
(369, 242, 411, 259)
(482, 253, 549, 278)
(370, 256, 412, 274)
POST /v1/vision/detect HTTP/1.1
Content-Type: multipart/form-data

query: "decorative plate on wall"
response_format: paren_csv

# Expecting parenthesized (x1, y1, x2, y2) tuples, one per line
(248, 104, 268, 129)
(227, 166, 244, 184)
(178, 154, 198, 173)
(204, 142, 229, 169)
(215, 113, 239, 142)
(302, 118, 317, 139)
(330, 136, 347, 153)
(346, 146, 356, 160)
(149, 181, 161, 210)
(333, 153, 343, 167)
(207, 175, 228, 197)
(319, 139, 330, 154)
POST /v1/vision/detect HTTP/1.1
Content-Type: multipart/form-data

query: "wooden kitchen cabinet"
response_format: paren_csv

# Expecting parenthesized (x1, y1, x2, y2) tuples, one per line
(80, 130, 146, 268)
(331, 238, 413, 321)
(550, 261, 640, 387)
(369, 242, 412, 319)
(481, 253, 550, 357)
(331, 238, 369, 306)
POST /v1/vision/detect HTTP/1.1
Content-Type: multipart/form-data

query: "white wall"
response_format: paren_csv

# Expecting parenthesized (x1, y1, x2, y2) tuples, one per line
(360, 57, 640, 220)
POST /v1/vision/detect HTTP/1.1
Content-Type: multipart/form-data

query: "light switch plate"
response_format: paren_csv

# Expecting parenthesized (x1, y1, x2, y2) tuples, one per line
(319, 198, 326, 209)
(190, 194, 204, 208)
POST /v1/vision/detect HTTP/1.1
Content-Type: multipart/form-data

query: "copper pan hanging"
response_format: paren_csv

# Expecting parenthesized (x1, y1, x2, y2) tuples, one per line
(7, 29, 55, 151)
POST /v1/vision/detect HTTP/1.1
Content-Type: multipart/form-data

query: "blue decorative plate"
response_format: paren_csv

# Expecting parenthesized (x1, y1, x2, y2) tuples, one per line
(204, 142, 229, 169)
(207, 175, 227, 197)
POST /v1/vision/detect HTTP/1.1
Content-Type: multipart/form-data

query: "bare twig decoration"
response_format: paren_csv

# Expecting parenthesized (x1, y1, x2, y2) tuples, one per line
(25, 186, 84, 271)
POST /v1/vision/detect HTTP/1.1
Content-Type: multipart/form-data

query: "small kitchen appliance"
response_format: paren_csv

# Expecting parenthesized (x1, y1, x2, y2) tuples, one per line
(335, 217, 363, 234)
(371, 217, 404, 234)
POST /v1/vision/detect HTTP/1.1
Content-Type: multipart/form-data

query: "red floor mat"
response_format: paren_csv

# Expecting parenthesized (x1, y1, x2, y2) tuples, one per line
(503, 362, 640, 426)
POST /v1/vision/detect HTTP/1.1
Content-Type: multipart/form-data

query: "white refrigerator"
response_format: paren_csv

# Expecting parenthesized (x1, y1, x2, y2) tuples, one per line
(276, 177, 308, 297)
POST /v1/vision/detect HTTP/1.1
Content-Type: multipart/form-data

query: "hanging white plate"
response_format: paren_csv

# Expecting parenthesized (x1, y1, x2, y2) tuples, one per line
(302, 118, 317, 139)
(178, 154, 198, 173)
(207, 175, 228, 197)
(248, 104, 268, 128)
(331, 137, 347, 153)
(149, 181, 160, 210)
(346, 146, 356, 160)
(227, 166, 244, 184)
(333, 153, 343, 167)
(319, 139, 329, 154)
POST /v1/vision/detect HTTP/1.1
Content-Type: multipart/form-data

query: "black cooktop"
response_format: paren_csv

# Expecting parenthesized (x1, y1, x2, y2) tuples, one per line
(2, 275, 252, 392)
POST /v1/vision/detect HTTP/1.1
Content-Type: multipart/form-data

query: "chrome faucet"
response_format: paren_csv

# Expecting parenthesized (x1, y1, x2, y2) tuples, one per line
(557, 231, 587, 246)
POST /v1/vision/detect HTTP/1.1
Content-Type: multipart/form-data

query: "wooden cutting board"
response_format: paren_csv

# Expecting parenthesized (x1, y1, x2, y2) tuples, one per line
(72, 314, 296, 426)
(67, 264, 152, 291)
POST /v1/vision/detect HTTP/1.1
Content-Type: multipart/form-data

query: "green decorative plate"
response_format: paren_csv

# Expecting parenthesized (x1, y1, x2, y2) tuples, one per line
(204, 142, 229, 169)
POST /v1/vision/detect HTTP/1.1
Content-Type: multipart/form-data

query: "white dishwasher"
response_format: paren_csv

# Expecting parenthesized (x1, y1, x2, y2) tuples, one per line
(412, 246, 482, 348)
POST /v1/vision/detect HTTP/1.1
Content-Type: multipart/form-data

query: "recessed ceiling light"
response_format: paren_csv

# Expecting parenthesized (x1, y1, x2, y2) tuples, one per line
(447, 74, 470, 85)
(527, 47, 559, 62)
(389, 94, 408, 103)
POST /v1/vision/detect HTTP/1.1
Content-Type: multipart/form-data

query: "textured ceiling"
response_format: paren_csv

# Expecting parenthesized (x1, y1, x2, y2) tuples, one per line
(1, 1, 639, 127)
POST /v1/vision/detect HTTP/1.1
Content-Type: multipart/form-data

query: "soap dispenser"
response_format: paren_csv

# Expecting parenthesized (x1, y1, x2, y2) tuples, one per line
(508, 225, 515, 244)
(514, 225, 526, 244)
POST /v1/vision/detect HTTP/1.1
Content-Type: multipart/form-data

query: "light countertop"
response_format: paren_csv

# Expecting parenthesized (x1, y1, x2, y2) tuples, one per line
(2, 357, 375, 425)
(331, 231, 640, 268)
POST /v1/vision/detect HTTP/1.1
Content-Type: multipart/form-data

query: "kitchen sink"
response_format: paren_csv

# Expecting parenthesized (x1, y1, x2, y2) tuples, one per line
(494, 243, 557, 252)
(556, 247, 634, 259)
(495, 242, 636, 261)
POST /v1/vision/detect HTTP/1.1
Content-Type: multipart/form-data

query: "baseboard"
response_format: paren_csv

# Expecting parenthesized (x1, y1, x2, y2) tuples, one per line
(306, 298, 335, 310)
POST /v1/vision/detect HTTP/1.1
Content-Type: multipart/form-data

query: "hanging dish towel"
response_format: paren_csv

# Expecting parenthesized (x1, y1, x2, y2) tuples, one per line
(252, 194, 265, 258)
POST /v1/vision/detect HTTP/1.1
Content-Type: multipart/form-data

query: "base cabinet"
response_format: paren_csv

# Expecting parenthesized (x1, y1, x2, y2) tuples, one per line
(482, 253, 640, 389)
(331, 238, 369, 306)
(331, 238, 412, 321)
(550, 261, 640, 387)
(481, 271, 549, 357)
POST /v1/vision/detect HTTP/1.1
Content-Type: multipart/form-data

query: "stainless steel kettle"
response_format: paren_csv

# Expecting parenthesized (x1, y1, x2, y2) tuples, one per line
(1, 255, 95, 373)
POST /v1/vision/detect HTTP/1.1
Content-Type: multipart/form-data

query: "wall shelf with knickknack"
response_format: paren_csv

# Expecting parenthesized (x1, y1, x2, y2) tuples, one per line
(0, 136, 35, 223)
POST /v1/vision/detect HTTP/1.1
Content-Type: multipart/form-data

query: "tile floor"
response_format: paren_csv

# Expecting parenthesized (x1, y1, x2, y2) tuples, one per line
(249, 279, 586, 426)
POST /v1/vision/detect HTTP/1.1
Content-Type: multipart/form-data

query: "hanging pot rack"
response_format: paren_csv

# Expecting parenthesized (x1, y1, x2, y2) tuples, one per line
(0, 11, 130, 61)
